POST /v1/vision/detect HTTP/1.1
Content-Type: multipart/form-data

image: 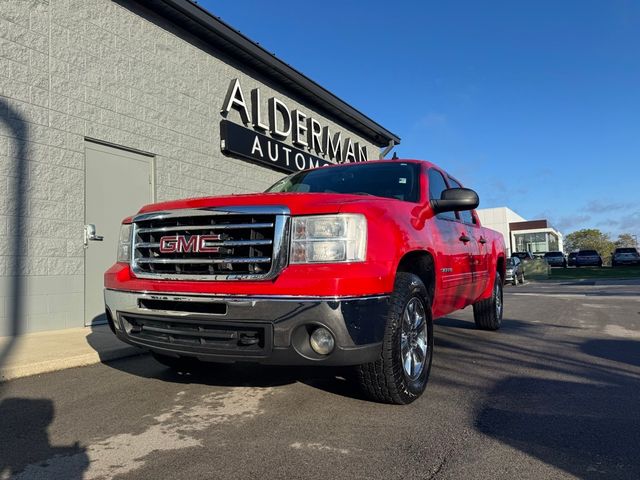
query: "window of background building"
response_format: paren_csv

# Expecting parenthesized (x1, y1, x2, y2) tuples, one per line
(428, 169, 456, 221)
(515, 232, 553, 253)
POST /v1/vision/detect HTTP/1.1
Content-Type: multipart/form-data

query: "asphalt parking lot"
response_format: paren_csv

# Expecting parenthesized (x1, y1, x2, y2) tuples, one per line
(1, 280, 639, 480)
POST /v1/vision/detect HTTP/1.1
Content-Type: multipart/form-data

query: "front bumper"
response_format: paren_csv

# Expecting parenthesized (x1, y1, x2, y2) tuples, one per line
(104, 289, 388, 366)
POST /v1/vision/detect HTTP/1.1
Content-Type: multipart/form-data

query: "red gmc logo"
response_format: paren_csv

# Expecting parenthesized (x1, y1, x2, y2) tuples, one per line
(159, 235, 221, 253)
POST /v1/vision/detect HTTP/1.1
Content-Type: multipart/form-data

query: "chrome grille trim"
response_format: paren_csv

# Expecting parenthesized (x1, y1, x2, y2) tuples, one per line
(131, 206, 290, 281)
(136, 257, 272, 265)
(136, 239, 273, 248)
(136, 223, 274, 234)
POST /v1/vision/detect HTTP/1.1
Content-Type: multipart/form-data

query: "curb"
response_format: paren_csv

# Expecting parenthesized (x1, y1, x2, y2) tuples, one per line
(0, 346, 145, 383)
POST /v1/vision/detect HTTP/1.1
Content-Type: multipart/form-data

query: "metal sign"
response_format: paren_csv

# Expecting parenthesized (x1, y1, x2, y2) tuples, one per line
(220, 120, 334, 173)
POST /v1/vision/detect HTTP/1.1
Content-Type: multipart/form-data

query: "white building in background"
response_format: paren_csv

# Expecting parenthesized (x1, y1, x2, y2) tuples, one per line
(477, 207, 564, 256)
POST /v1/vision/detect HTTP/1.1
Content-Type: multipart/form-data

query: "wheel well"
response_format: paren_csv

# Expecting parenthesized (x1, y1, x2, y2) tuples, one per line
(497, 256, 505, 279)
(397, 251, 435, 301)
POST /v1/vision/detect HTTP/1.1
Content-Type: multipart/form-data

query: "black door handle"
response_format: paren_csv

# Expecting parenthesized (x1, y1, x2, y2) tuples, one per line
(459, 234, 471, 243)
(479, 237, 487, 245)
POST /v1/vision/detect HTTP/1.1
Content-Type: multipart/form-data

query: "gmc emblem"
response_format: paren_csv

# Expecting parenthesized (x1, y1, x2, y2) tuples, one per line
(159, 234, 221, 253)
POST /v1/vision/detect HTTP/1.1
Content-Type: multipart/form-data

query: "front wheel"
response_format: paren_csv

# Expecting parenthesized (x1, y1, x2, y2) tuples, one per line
(473, 272, 503, 330)
(356, 272, 434, 405)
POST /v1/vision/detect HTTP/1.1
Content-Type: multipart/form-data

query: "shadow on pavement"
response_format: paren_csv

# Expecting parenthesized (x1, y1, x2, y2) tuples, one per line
(581, 339, 640, 368)
(102, 353, 366, 401)
(476, 377, 640, 479)
(0, 398, 89, 479)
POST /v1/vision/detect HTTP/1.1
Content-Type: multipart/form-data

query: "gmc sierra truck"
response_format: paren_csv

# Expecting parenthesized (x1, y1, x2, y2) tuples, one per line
(104, 159, 505, 404)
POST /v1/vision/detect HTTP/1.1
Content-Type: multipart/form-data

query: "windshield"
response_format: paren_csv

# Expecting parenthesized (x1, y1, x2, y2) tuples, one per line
(507, 258, 516, 266)
(545, 252, 563, 257)
(578, 250, 598, 255)
(616, 248, 638, 254)
(266, 162, 421, 202)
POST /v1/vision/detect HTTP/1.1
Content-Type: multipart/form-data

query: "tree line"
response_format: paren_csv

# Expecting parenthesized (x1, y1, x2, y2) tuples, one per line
(564, 229, 638, 262)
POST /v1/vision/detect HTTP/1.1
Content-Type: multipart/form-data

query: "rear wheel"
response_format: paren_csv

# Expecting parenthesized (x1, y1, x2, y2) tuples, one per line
(473, 272, 503, 330)
(356, 272, 434, 405)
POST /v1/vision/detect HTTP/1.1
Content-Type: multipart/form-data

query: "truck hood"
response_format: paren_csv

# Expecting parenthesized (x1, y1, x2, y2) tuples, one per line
(136, 192, 395, 216)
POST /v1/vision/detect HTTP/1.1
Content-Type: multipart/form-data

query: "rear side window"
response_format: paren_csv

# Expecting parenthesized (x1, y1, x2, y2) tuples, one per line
(428, 169, 456, 221)
(447, 176, 476, 225)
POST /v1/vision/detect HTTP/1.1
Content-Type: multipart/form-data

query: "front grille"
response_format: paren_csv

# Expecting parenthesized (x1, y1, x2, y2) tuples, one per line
(119, 313, 272, 356)
(131, 207, 289, 280)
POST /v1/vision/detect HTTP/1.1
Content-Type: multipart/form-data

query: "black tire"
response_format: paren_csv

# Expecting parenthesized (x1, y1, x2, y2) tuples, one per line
(473, 271, 503, 331)
(356, 272, 434, 405)
(152, 352, 199, 372)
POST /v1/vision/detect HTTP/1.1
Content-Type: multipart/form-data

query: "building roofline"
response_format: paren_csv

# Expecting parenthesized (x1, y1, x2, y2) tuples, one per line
(143, 0, 401, 148)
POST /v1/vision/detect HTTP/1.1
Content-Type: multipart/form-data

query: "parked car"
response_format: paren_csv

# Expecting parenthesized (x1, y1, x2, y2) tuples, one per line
(512, 251, 535, 261)
(575, 250, 603, 267)
(505, 257, 525, 285)
(544, 251, 567, 268)
(611, 247, 640, 267)
(567, 252, 578, 267)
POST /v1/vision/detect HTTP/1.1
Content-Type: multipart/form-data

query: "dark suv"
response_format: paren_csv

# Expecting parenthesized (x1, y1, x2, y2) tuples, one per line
(575, 250, 603, 267)
(611, 247, 640, 267)
(544, 251, 567, 268)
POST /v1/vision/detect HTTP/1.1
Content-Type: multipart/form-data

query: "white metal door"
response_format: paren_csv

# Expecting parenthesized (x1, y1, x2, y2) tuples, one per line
(84, 142, 153, 326)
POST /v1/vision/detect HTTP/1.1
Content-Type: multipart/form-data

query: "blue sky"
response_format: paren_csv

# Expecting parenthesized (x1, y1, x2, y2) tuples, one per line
(200, 0, 639, 238)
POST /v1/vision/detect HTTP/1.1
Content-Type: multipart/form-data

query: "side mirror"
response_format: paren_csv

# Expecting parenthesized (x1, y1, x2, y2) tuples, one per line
(431, 188, 479, 214)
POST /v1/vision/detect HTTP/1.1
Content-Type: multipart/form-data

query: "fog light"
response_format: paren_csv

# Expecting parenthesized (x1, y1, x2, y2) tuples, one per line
(309, 327, 335, 355)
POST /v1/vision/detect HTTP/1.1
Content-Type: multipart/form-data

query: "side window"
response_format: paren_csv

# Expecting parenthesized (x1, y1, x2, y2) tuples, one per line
(447, 176, 476, 225)
(428, 169, 456, 221)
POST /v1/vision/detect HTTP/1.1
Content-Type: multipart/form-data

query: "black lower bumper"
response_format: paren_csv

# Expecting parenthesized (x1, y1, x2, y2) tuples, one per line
(104, 289, 389, 366)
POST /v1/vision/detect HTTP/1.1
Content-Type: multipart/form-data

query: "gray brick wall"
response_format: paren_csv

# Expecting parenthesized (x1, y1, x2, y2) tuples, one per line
(0, 0, 381, 334)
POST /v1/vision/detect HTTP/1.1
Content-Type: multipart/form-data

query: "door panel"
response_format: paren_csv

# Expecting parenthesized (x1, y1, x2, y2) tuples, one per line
(85, 142, 152, 326)
(468, 223, 490, 300)
(432, 218, 474, 314)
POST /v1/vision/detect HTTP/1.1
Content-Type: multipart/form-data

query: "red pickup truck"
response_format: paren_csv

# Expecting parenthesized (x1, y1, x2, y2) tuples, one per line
(104, 159, 505, 404)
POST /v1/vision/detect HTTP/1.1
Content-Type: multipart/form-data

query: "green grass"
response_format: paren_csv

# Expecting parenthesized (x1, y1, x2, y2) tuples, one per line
(548, 266, 640, 280)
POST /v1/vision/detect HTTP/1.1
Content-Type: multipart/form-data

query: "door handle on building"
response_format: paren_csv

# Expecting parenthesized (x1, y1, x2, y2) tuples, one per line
(84, 224, 104, 246)
(459, 233, 471, 243)
(479, 236, 487, 244)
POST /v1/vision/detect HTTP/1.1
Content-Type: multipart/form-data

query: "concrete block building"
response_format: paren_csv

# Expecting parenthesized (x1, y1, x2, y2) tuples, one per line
(0, 0, 399, 335)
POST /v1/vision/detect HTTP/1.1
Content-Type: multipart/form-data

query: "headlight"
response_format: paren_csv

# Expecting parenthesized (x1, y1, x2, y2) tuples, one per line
(290, 214, 366, 264)
(117, 224, 132, 263)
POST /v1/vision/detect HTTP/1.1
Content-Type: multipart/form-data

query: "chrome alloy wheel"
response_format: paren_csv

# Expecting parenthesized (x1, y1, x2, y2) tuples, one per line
(400, 297, 428, 381)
